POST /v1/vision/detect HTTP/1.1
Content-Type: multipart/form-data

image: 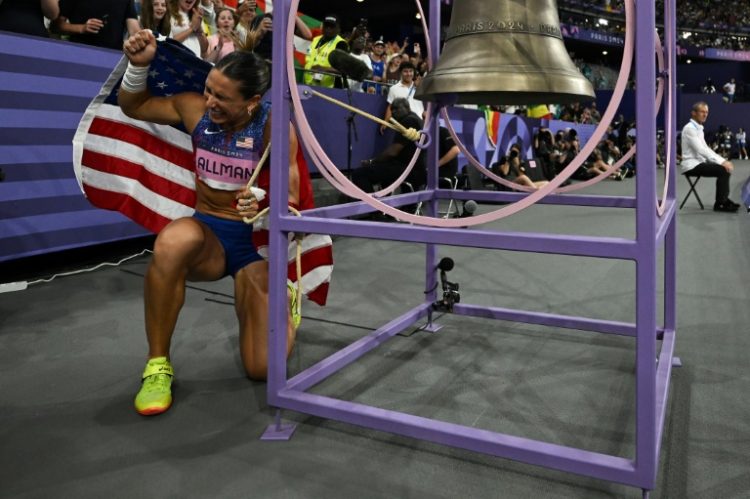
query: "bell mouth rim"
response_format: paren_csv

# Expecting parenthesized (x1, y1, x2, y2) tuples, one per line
(415, 72, 596, 105)
(421, 66, 591, 78)
(413, 90, 597, 106)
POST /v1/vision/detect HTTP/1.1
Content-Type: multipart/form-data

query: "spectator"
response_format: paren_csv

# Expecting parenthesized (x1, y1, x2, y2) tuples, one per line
(722, 78, 736, 103)
(381, 61, 423, 135)
(409, 41, 423, 69)
(533, 128, 559, 180)
(168, 0, 215, 58)
(363, 38, 387, 95)
(504, 143, 550, 189)
(717, 125, 733, 157)
(736, 127, 747, 160)
(702, 77, 716, 94)
(245, 12, 272, 60)
(492, 157, 545, 190)
(586, 149, 623, 179)
(680, 101, 739, 212)
(384, 55, 402, 84)
(0, 0, 59, 38)
(244, 12, 311, 62)
(234, 0, 256, 44)
(345, 36, 373, 93)
(52, 0, 140, 50)
(437, 127, 461, 177)
(303, 14, 348, 88)
(140, 0, 170, 36)
(204, 7, 237, 63)
(589, 102, 601, 123)
(354, 98, 425, 192)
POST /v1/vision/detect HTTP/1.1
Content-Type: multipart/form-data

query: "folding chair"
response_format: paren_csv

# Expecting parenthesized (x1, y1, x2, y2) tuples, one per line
(438, 175, 460, 218)
(679, 173, 704, 210)
(403, 176, 460, 218)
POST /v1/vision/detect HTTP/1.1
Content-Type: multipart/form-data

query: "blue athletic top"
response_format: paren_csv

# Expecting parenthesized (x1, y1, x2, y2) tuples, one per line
(191, 101, 271, 191)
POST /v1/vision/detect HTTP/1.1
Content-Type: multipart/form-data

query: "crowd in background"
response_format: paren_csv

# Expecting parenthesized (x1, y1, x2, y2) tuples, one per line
(2, 0, 747, 92)
(2, 0, 748, 192)
(559, 0, 750, 51)
(4, 0, 750, 68)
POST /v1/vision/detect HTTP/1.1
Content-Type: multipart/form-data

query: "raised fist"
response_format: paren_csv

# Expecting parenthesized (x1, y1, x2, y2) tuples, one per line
(123, 29, 157, 67)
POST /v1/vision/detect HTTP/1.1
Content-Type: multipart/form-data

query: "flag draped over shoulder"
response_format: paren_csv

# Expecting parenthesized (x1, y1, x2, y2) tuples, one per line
(73, 39, 333, 305)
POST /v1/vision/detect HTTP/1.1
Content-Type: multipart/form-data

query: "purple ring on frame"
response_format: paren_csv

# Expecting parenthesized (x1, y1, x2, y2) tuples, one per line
(416, 129, 432, 149)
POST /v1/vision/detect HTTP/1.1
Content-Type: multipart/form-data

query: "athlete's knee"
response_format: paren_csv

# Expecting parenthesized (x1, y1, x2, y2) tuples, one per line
(243, 357, 268, 380)
(153, 219, 205, 260)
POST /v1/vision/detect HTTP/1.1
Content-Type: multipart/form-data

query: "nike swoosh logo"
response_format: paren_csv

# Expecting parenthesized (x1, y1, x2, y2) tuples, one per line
(204, 129, 222, 135)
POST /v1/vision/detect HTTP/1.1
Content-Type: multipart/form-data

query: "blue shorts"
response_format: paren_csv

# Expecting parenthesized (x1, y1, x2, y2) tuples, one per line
(193, 212, 263, 277)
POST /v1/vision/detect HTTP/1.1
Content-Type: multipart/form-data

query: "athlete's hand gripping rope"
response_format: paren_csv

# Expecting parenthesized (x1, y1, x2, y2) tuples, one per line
(236, 141, 303, 325)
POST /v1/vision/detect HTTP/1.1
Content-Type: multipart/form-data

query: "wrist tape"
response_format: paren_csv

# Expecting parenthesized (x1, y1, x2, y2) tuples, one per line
(249, 187, 266, 202)
(121, 62, 149, 93)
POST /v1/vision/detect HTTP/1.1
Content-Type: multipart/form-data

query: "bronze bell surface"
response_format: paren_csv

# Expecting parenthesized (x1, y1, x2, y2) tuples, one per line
(416, 0, 595, 105)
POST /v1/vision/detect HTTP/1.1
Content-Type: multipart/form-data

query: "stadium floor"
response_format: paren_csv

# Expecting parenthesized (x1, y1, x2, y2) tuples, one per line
(2, 163, 749, 499)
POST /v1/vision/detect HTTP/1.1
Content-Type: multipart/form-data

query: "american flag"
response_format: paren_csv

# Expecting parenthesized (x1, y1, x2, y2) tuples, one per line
(73, 39, 333, 305)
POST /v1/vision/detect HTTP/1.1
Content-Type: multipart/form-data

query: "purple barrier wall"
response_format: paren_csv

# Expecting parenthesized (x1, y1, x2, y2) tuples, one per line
(0, 31, 597, 263)
(678, 93, 750, 134)
(676, 60, 750, 94)
(0, 31, 149, 263)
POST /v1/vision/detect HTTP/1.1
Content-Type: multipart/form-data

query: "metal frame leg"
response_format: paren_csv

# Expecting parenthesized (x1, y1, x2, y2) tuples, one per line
(679, 175, 703, 210)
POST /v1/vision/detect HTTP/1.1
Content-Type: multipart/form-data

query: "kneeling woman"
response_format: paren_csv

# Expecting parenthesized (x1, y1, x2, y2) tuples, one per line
(119, 30, 307, 415)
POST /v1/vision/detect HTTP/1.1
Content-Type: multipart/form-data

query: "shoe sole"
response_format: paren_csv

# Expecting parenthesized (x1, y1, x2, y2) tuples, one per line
(136, 401, 172, 416)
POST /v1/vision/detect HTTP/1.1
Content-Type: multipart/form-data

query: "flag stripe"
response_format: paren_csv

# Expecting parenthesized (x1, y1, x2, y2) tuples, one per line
(80, 167, 195, 222)
(91, 104, 194, 151)
(81, 150, 197, 207)
(83, 185, 177, 234)
(80, 166, 190, 219)
(306, 282, 329, 306)
(86, 120, 196, 183)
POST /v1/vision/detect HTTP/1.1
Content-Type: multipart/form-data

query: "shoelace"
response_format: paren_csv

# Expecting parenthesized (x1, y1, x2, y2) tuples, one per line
(142, 373, 171, 393)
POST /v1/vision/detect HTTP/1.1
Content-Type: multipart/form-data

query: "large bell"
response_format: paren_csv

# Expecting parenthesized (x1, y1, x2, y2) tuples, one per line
(416, 0, 595, 105)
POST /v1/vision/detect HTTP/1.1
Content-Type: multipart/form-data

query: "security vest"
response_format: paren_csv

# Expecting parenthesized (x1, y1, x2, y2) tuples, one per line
(304, 34, 346, 88)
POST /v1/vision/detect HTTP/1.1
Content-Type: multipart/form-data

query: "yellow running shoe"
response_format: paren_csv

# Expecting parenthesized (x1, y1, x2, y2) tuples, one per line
(134, 357, 174, 416)
(288, 281, 301, 329)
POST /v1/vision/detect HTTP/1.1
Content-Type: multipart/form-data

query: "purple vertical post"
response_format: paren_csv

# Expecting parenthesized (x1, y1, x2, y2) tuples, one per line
(423, 0, 442, 316)
(424, 0, 440, 200)
(634, 0, 658, 489)
(267, 0, 291, 404)
(663, 0, 678, 335)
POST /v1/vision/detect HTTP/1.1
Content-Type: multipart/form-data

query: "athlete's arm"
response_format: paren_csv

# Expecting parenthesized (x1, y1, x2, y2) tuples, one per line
(118, 29, 205, 132)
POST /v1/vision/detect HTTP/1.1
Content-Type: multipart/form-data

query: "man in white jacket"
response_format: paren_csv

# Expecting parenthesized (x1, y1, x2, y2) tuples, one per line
(681, 101, 739, 212)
